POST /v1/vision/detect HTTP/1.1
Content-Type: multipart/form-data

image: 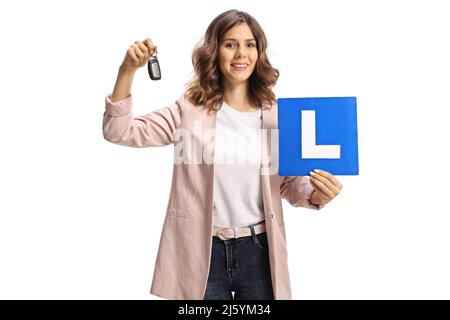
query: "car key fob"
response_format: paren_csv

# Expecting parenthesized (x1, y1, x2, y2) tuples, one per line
(148, 49, 161, 80)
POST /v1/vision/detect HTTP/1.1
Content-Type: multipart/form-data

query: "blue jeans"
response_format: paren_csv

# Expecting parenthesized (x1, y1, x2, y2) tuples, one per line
(203, 231, 274, 300)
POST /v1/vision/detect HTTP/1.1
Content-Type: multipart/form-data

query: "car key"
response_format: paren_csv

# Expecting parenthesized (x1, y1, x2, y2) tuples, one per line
(148, 47, 161, 80)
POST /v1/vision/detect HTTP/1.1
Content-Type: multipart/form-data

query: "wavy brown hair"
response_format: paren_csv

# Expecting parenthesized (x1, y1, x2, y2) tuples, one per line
(185, 9, 279, 114)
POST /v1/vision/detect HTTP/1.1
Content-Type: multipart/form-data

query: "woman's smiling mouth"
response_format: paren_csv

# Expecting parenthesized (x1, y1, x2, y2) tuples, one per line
(230, 63, 249, 71)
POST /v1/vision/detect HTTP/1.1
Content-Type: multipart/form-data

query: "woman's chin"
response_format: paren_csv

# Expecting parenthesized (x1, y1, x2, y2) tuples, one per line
(226, 74, 250, 84)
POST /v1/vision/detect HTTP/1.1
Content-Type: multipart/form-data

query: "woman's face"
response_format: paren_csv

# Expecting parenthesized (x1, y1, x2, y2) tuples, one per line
(218, 23, 258, 86)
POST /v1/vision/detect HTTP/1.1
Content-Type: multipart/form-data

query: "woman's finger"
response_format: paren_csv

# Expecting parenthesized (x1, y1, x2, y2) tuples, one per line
(144, 38, 155, 55)
(136, 41, 150, 58)
(309, 177, 334, 199)
(309, 171, 340, 195)
(132, 43, 145, 62)
(313, 169, 342, 189)
(127, 47, 139, 64)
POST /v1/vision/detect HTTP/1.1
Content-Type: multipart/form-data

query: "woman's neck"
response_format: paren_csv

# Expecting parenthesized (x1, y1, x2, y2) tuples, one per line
(222, 80, 257, 112)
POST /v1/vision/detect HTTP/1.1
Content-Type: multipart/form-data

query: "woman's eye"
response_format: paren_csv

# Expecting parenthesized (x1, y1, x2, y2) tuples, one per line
(225, 43, 255, 48)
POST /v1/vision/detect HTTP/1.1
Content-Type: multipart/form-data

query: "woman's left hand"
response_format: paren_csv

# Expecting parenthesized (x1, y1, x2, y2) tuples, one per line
(308, 169, 343, 205)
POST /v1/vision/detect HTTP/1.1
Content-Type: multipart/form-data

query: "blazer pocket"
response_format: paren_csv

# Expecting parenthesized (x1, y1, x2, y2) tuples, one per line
(165, 208, 190, 220)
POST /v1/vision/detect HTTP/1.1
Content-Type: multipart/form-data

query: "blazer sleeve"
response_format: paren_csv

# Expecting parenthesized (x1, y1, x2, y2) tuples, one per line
(102, 93, 183, 147)
(280, 175, 326, 210)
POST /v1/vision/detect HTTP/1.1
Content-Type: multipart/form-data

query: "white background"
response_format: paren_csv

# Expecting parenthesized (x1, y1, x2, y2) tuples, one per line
(1, 0, 449, 299)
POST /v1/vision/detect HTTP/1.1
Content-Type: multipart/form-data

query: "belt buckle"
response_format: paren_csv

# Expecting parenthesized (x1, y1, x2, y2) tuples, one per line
(217, 228, 236, 240)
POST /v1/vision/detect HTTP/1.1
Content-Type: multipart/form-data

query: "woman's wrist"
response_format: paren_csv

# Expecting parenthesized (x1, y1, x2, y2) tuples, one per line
(118, 64, 138, 76)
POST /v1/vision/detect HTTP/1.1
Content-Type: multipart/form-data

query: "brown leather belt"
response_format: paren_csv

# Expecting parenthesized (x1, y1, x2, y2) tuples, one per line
(213, 221, 266, 240)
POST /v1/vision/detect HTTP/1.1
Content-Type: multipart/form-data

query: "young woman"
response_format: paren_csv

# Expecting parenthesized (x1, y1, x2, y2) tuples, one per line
(103, 9, 342, 300)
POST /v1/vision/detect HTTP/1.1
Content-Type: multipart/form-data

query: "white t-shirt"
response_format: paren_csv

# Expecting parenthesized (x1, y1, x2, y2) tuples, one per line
(212, 101, 265, 228)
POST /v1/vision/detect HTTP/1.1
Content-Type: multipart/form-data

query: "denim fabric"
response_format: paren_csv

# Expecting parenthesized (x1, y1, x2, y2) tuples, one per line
(203, 231, 274, 300)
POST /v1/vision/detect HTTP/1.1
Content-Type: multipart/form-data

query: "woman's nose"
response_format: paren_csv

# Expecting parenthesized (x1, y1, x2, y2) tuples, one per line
(236, 46, 245, 57)
(235, 48, 246, 58)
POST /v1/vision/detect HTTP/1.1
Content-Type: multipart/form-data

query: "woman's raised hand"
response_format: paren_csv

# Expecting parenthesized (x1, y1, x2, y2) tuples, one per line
(120, 37, 157, 72)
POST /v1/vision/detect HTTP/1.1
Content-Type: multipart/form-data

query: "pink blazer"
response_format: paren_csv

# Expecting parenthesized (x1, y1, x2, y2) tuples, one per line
(102, 92, 325, 300)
